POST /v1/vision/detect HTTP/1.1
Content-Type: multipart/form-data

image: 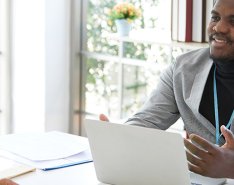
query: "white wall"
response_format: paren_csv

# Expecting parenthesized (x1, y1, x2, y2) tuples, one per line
(0, 0, 12, 134)
(45, 0, 70, 132)
(11, 0, 70, 133)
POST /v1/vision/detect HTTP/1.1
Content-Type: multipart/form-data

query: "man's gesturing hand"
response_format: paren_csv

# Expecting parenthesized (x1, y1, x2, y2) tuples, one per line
(184, 125, 234, 178)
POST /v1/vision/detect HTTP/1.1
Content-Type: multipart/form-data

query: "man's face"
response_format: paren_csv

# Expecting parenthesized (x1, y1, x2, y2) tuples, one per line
(208, 0, 234, 61)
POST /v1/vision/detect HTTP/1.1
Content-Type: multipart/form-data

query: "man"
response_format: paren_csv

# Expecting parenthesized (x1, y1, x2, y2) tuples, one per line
(100, 0, 234, 179)
(0, 179, 18, 185)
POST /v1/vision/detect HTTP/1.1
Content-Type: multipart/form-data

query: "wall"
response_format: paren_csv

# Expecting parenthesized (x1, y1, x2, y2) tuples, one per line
(11, 0, 70, 133)
(45, 0, 70, 132)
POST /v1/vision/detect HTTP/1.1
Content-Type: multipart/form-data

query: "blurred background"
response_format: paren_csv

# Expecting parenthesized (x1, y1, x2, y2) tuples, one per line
(0, 0, 206, 136)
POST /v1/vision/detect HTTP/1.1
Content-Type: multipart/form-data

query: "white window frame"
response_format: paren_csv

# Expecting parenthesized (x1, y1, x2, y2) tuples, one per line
(69, 0, 88, 136)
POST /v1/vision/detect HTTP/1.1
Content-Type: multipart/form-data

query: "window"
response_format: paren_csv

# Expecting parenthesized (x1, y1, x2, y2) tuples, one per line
(83, 0, 173, 119)
(73, 0, 210, 136)
(71, 0, 197, 136)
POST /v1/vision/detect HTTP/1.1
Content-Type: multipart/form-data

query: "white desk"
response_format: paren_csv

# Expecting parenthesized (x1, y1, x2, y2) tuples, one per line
(11, 162, 234, 185)
(12, 162, 100, 185)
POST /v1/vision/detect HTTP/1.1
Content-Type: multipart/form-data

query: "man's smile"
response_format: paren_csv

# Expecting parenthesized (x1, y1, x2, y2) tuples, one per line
(210, 34, 232, 48)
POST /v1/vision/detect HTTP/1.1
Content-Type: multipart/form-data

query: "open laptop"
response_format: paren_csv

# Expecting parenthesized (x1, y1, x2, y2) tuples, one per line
(85, 119, 226, 185)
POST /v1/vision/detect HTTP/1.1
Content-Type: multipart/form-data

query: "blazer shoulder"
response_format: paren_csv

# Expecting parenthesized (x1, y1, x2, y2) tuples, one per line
(174, 48, 211, 71)
(176, 48, 210, 63)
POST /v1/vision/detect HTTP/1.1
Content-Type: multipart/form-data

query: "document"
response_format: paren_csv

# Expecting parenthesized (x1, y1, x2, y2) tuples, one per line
(0, 131, 89, 161)
(0, 157, 35, 179)
(0, 131, 92, 170)
(0, 149, 92, 170)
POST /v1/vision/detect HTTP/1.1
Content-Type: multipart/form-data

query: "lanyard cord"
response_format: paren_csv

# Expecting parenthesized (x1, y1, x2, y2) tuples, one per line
(213, 66, 234, 145)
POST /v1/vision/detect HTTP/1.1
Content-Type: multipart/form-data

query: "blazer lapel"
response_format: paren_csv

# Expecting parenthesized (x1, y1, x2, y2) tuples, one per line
(185, 58, 216, 130)
(186, 59, 212, 113)
(184, 53, 225, 144)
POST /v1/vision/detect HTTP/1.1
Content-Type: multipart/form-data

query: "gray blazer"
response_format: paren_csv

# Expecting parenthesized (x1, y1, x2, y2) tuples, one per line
(126, 48, 233, 144)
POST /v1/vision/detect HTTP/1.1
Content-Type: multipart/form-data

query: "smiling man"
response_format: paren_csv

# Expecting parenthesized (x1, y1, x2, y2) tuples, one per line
(101, 0, 234, 179)
(184, 0, 234, 178)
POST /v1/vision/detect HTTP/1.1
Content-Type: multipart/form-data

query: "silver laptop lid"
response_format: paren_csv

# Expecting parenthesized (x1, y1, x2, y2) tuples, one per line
(85, 119, 190, 185)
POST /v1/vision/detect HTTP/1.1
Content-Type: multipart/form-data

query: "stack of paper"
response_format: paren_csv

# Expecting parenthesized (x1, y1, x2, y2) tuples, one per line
(0, 131, 92, 171)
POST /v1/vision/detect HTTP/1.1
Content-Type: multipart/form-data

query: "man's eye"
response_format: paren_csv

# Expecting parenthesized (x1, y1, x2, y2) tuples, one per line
(230, 19, 234, 25)
(211, 16, 220, 22)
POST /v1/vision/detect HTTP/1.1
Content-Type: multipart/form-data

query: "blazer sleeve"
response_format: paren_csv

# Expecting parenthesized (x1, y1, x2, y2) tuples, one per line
(125, 62, 180, 130)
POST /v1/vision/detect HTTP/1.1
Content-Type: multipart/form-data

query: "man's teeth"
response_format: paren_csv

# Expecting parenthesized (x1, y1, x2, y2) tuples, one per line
(214, 38, 226, 43)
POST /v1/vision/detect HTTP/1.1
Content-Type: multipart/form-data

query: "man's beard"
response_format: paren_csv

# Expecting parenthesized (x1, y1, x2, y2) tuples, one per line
(209, 49, 234, 62)
(209, 54, 232, 63)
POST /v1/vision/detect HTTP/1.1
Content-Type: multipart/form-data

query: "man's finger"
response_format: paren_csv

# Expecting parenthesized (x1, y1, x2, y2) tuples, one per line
(99, 114, 109, 122)
(187, 162, 204, 176)
(185, 150, 204, 167)
(0, 179, 19, 185)
(221, 125, 234, 148)
(184, 139, 209, 159)
(189, 134, 218, 154)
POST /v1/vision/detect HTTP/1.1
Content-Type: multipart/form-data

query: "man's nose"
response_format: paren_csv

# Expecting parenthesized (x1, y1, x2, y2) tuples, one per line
(214, 20, 229, 34)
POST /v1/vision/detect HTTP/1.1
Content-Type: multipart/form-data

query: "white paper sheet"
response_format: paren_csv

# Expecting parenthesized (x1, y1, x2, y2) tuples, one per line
(0, 149, 92, 170)
(0, 131, 89, 161)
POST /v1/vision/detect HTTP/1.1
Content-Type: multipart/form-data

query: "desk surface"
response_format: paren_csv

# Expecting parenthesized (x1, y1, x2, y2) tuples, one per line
(13, 162, 100, 185)
(12, 162, 234, 185)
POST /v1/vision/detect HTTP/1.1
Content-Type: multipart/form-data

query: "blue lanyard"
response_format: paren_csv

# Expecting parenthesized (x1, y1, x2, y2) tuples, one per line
(213, 66, 234, 145)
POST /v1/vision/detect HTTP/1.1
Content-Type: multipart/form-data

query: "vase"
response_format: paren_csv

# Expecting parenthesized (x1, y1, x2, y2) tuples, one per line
(115, 19, 132, 36)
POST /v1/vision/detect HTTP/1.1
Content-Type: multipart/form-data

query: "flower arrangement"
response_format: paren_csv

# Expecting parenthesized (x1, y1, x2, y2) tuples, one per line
(108, 2, 141, 23)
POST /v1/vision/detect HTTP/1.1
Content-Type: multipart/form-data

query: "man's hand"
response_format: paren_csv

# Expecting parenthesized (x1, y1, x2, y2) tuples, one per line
(99, 114, 109, 122)
(0, 179, 18, 185)
(184, 125, 234, 178)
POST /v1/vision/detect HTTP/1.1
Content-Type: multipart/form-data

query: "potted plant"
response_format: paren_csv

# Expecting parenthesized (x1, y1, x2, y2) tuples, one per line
(108, 2, 141, 36)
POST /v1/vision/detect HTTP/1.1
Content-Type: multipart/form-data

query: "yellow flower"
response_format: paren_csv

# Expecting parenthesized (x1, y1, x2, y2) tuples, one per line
(126, 18, 133, 23)
(108, 2, 141, 22)
(129, 10, 134, 17)
(107, 20, 113, 26)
